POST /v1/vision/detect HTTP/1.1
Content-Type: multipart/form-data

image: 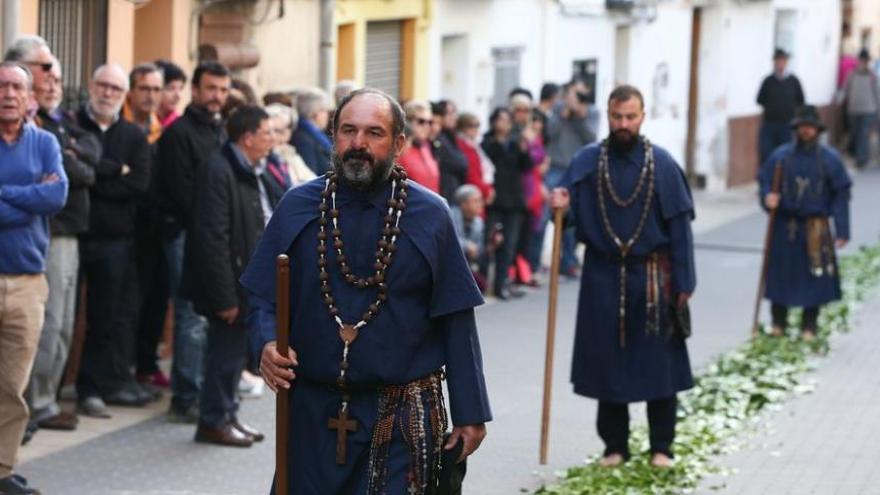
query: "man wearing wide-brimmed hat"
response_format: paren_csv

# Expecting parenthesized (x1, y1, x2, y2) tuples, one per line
(759, 105, 852, 340)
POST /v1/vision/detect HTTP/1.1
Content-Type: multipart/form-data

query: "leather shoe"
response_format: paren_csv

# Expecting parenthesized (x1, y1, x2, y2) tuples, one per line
(103, 387, 149, 407)
(232, 420, 264, 442)
(195, 422, 253, 448)
(37, 411, 78, 431)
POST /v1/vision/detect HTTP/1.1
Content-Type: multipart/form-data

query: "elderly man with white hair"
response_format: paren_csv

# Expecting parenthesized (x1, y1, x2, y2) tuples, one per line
(291, 87, 332, 174)
(0, 60, 67, 495)
(73, 64, 153, 418)
(2, 35, 53, 115)
(24, 55, 101, 438)
(265, 103, 316, 188)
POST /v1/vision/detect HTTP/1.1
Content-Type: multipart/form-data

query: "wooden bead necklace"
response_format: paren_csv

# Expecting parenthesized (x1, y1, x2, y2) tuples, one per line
(317, 165, 409, 465)
(596, 137, 656, 347)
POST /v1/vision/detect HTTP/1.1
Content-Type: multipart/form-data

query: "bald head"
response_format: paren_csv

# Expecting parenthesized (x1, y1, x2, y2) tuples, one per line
(89, 64, 128, 122)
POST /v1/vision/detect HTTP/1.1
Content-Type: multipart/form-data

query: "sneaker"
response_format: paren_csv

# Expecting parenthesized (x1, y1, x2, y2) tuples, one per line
(77, 396, 111, 418)
(137, 370, 171, 389)
(167, 404, 199, 424)
(238, 371, 265, 399)
(0, 474, 41, 494)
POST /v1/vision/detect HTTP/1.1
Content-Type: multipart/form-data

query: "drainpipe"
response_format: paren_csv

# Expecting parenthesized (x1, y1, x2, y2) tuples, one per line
(319, 0, 335, 92)
(2, 0, 21, 54)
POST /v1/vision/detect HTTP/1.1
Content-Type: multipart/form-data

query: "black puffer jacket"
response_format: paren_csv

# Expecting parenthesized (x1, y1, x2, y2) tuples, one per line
(156, 104, 226, 231)
(37, 108, 100, 236)
(482, 135, 532, 211)
(182, 142, 284, 320)
(433, 130, 469, 202)
(75, 108, 151, 239)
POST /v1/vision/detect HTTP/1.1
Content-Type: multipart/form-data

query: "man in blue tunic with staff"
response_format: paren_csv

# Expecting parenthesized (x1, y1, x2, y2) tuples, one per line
(240, 88, 491, 494)
(759, 105, 851, 340)
(550, 85, 696, 468)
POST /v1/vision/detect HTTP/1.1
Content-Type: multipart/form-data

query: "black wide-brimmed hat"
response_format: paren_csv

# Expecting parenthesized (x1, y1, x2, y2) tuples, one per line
(790, 105, 825, 131)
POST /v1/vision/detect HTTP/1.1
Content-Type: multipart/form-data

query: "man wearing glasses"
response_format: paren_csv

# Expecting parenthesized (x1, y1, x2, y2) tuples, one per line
(74, 64, 153, 417)
(2, 36, 53, 117)
(121, 63, 174, 395)
(123, 63, 164, 145)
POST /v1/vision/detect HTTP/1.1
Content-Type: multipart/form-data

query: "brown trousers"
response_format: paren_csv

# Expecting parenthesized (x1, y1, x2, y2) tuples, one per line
(0, 274, 48, 477)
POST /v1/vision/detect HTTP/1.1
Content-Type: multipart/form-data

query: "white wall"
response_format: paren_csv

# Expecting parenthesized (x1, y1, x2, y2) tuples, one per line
(429, 0, 841, 189)
(429, 0, 546, 122)
(625, 0, 693, 165)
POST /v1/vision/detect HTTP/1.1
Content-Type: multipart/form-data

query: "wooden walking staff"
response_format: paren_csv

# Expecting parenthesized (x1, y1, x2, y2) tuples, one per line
(275, 254, 291, 494)
(751, 163, 784, 338)
(540, 208, 566, 464)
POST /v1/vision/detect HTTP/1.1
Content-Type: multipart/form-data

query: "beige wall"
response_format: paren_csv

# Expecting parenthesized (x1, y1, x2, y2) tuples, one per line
(242, 0, 321, 97)
(106, 0, 135, 69)
(133, 0, 194, 77)
(844, 0, 880, 57)
(20, 0, 39, 35)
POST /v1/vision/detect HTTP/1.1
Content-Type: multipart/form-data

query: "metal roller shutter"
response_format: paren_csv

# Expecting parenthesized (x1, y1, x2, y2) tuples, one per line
(38, 0, 108, 110)
(365, 20, 402, 99)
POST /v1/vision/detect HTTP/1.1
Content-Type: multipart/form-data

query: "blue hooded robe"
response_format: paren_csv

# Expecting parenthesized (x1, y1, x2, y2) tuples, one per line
(759, 142, 852, 308)
(240, 176, 492, 494)
(564, 141, 696, 404)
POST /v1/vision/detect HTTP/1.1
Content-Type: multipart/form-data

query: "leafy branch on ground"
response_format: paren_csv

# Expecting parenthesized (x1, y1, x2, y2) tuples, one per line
(536, 245, 880, 495)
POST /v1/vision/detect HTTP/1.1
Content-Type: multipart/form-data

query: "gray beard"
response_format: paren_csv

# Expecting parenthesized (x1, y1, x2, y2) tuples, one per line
(331, 152, 395, 192)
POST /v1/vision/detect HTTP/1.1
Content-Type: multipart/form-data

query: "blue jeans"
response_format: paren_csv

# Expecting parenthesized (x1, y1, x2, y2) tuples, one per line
(164, 231, 207, 412)
(544, 165, 578, 273)
(200, 317, 247, 427)
(849, 113, 875, 167)
(758, 122, 792, 166)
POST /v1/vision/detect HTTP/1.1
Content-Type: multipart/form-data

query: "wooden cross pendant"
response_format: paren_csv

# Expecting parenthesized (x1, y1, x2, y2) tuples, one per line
(328, 407, 358, 465)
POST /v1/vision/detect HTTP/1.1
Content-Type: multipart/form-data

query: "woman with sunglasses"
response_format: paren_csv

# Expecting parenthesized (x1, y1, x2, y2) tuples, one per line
(399, 100, 441, 193)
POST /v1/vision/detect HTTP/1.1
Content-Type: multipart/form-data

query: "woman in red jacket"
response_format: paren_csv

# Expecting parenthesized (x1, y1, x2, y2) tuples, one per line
(456, 112, 495, 205)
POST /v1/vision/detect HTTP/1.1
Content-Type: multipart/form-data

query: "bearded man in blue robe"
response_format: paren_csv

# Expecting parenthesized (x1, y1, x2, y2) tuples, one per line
(550, 85, 696, 468)
(241, 88, 491, 494)
(759, 105, 851, 340)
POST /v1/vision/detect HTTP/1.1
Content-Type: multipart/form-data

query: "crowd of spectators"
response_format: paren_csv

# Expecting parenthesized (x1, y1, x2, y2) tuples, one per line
(0, 33, 598, 495)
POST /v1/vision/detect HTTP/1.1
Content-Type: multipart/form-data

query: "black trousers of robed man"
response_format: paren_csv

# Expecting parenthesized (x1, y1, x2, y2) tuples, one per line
(596, 396, 677, 459)
(199, 317, 247, 427)
(771, 304, 820, 332)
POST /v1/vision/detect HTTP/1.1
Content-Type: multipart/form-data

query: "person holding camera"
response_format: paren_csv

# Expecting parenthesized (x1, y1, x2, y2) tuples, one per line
(546, 78, 597, 278)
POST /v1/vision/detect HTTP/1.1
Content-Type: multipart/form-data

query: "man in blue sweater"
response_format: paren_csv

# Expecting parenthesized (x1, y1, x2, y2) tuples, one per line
(0, 61, 67, 495)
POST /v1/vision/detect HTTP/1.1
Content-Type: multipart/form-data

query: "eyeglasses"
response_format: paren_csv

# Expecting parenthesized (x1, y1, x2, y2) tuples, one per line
(95, 81, 126, 94)
(134, 85, 162, 94)
(24, 61, 53, 72)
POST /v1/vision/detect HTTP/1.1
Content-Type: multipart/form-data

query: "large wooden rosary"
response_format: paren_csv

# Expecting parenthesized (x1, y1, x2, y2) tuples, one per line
(316, 165, 409, 464)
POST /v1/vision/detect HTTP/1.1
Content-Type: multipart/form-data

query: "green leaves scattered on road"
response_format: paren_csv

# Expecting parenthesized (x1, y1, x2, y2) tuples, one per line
(537, 245, 880, 495)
